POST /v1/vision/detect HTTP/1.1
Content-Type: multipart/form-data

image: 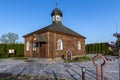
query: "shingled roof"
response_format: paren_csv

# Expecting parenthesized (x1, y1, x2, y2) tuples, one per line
(34, 34, 47, 42)
(23, 23, 86, 39)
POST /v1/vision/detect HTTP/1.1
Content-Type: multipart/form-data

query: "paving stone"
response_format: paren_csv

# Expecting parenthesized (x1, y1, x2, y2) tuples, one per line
(0, 58, 119, 80)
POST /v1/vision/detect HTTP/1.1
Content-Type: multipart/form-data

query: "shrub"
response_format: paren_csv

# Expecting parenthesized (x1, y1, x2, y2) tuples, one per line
(73, 56, 91, 62)
(86, 42, 110, 55)
(64, 56, 91, 63)
(0, 44, 24, 58)
(12, 57, 28, 60)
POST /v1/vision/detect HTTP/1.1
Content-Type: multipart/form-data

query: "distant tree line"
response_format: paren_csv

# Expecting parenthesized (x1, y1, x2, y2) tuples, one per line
(86, 42, 110, 55)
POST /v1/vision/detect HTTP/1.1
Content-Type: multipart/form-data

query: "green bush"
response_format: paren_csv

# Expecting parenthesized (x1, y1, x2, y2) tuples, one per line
(64, 56, 91, 63)
(86, 42, 110, 55)
(0, 44, 7, 58)
(12, 57, 28, 60)
(0, 44, 24, 58)
(73, 56, 91, 61)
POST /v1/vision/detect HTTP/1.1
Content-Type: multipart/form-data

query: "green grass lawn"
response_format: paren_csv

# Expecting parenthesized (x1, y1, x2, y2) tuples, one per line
(12, 57, 28, 60)
(64, 55, 91, 63)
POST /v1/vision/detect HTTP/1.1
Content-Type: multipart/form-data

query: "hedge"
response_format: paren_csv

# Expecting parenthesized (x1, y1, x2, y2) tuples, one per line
(86, 42, 110, 55)
(0, 44, 24, 58)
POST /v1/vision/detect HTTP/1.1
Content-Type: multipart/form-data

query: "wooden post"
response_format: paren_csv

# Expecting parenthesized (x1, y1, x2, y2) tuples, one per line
(82, 67, 86, 80)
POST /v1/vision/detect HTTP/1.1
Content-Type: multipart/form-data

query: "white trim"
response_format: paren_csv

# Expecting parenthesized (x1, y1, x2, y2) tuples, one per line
(77, 41, 81, 50)
(52, 15, 62, 22)
(26, 41, 30, 51)
(57, 39, 63, 50)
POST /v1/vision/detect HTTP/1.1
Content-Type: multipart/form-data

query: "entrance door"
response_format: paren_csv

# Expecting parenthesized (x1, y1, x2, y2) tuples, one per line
(39, 43, 46, 58)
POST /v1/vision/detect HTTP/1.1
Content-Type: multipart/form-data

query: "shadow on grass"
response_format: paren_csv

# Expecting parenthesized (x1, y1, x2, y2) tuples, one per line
(0, 73, 66, 80)
(0, 73, 13, 80)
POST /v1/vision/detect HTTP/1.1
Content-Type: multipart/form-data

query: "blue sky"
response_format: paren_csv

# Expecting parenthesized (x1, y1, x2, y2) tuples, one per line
(0, 0, 120, 44)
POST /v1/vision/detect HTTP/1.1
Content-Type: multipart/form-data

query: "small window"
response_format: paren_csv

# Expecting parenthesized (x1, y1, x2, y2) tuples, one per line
(33, 37, 37, 41)
(56, 16, 59, 21)
(26, 41, 30, 51)
(33, 42, 36, 51)
(56, 15, 61, 21)
(77, 41, 81, 50)
(57, 39, 63, 50)
(57, 17, 59, 20)
(52, 16, 55, 21)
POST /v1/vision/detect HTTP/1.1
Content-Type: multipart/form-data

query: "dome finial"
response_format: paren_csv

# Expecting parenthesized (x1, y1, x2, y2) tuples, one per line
(56, 2, 58, 8)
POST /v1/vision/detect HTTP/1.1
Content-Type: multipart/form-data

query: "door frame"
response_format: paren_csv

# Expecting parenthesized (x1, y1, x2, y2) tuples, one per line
(39, 42, 46, 58)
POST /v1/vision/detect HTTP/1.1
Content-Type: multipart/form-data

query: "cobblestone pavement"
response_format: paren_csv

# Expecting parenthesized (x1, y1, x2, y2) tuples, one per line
(0, 56, 119, 80)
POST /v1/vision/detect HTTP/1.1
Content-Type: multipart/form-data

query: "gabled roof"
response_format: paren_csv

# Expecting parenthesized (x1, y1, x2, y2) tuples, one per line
(23, 23, 86, 39)
(34, 34, 47, 42)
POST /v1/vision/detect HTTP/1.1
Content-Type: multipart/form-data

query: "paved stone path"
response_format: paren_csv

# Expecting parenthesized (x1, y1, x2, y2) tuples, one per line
(0, 57, 119, 80)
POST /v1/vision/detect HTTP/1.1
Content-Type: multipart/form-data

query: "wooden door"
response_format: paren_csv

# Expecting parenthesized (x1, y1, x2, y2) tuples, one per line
(39, 43, 46, 58)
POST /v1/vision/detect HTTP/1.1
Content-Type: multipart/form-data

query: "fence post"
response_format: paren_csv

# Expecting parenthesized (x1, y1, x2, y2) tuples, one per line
(82, 67, 86, 80)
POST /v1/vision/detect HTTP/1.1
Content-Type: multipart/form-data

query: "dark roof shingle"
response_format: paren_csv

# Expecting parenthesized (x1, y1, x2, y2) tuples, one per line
(23, 23, 86, 38)
(34, 34, 47, 42)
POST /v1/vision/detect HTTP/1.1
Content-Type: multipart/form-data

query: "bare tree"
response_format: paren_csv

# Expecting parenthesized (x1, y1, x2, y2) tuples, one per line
(0, 34, 9, 44)
(0, 32, 19, 44)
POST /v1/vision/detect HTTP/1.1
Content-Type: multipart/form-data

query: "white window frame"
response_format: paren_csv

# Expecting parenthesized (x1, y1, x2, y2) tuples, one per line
(26, 41, 30, 51)
(52, 16, 55, 21)
(56, 15, 61, 21)
(33, 42, 37, 51)
(77, 41, 81, 50)
(57, 39, 63, 50)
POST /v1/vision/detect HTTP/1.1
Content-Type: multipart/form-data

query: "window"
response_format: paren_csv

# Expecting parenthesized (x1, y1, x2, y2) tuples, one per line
(57, 39, 63, 50)
(56, 15, 61, 21)
(77, 41, 81, 50)
(26, 41, 30, 51)
(33, 37, 37, 41)
(52, 16, 55, 21)
(33, 42, 36, 51)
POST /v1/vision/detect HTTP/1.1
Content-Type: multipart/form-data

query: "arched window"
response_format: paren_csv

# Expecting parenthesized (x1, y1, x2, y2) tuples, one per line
(52, 16, 55, 21)
(26, 41, 30, 51)
(56, 15, 61, 21)
(57, 39, 63, 50)
(33, 42, 36, 51)
(77, 41, 81, 50)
